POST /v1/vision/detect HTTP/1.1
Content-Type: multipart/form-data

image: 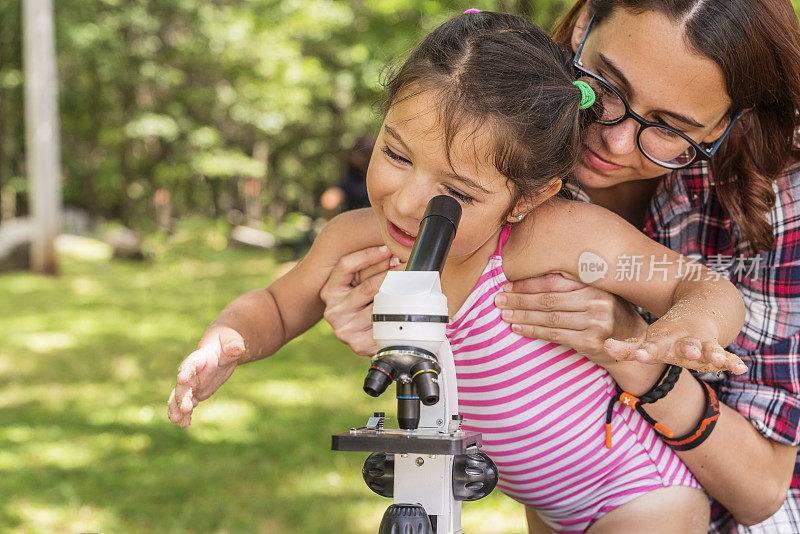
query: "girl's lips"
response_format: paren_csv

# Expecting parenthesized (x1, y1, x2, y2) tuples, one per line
(387, 220, 417, 248)
(582, 146, 624, 172)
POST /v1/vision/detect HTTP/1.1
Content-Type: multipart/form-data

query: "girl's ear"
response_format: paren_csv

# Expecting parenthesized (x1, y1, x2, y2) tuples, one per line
(507, 179, 563, 223)
(571, 7, 593, 54)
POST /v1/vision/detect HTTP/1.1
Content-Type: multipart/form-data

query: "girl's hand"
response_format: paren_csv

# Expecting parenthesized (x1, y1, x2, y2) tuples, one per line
(320, 246, 399, 356)
(167, 326, 245, 428)
(496, 273, 646, 366)
(604, 323, 748, 375)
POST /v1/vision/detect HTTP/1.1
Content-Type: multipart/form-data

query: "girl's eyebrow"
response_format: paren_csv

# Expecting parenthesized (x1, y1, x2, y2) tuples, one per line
(384, 125, 412, 153)
(597, 53, 706, 129)
(385, 123, 491, 194)
(443, 170, 492, 194)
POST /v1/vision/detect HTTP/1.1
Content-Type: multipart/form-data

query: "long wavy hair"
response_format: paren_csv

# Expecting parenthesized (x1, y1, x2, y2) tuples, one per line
(554, 0, 800, 252)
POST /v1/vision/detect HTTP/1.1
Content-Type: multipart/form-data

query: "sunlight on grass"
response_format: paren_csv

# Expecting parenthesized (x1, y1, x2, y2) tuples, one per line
(24, 331, 77, 353)
(0, 217, 534, 533)
(12, 499, 117, 534)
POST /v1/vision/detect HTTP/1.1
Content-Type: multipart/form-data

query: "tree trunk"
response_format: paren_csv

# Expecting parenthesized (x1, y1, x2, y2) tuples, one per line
(23, 0, 61, 275)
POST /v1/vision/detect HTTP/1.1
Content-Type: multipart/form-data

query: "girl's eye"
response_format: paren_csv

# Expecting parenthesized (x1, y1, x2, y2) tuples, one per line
(651, 115, 689, 135)
(382, 146, 411, 165)
(444, 185, 474, 205)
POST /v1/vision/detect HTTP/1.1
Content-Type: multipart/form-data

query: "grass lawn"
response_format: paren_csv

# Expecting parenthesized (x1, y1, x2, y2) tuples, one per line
(0, 218, 527, 533)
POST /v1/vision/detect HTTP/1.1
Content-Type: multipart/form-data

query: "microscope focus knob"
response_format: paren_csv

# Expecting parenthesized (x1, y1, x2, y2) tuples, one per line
(378, 504, 433, 534)
(452, 450, 499, 501)
(362, 452, 394, 498)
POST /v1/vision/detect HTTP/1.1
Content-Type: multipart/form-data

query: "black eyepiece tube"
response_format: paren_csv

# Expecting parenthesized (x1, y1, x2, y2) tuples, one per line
(406, 195, 462, 273)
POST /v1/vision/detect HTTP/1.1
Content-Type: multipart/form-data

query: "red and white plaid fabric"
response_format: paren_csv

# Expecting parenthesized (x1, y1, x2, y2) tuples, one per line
(567, 157, 800, 533)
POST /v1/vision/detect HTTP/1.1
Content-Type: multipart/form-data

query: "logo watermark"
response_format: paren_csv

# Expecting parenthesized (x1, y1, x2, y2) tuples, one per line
(577, 252, 762, 283)
(578, 251, 609, 284)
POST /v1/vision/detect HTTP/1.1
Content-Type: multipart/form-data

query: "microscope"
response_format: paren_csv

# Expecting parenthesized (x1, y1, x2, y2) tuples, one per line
(332, 195, 498, 534)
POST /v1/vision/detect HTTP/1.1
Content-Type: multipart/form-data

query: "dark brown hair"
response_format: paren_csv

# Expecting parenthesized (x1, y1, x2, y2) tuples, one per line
(554, 0, 800, 252)
(381, 11, 595, 210)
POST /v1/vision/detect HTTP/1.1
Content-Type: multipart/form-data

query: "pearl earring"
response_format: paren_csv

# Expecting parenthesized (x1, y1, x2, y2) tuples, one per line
(516, 214, 524, 221)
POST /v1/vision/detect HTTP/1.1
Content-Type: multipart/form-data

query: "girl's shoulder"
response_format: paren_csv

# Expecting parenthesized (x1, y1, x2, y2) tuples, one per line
(315, 208, 383, 247)
(311, 208, 384, 262)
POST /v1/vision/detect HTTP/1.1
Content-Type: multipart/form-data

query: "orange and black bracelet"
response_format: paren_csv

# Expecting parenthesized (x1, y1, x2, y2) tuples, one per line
(661, 379, 720, 451)
(605, 364, 682, 449)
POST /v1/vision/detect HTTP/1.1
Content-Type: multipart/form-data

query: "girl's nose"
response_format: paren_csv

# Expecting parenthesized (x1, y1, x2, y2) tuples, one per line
(599, 118, 639, 156)
(392, 174, 431, 221)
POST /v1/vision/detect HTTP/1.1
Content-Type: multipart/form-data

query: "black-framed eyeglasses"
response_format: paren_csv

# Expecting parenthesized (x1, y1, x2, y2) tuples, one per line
(573, 14, 742, 170)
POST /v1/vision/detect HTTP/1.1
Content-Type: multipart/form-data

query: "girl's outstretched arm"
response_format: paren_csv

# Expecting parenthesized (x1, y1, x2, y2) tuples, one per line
(167, 209, 382, 427)
(504, 199, 746, 374)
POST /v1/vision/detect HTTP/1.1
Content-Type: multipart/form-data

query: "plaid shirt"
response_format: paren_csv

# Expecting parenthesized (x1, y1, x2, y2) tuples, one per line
(568, 158, 800, 533)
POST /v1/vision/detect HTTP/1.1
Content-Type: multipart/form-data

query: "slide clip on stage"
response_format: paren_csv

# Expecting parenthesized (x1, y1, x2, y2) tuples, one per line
(332, 195, 498, 534)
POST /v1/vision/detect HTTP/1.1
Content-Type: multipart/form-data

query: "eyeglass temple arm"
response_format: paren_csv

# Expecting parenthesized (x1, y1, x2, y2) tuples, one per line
(708, 108, 743, 156)
(573, 14, 596, 63)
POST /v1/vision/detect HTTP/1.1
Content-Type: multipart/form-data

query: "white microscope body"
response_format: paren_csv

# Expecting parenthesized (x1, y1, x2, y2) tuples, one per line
(332, 196, 497, 534)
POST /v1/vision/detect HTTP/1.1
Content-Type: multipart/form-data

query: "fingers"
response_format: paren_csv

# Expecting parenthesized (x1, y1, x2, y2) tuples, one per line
(507, 323, 590, 351)
(168, 343, 217, 427)
(329, 305, 378, 356)
(499, 308, 592, 331)
(701, 342, 748, 375)
(217, 329, 246, 365)
(358, 257, 393, 285)
(603, 333, 749, 375)
(503, 273, 587, 293)
(167, 384, 194, 428)
(496, 289, 588, 314)
(325, 246, 391, 290)
(504, 273, 587, 294)
(603, 335, 646, 361)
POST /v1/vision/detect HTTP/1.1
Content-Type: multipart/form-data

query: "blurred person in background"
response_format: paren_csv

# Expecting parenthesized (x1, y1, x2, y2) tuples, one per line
(319, 134, 375, 214)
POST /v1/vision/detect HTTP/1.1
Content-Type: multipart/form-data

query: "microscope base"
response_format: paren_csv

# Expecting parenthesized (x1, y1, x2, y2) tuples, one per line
(332, 429, 482, 455)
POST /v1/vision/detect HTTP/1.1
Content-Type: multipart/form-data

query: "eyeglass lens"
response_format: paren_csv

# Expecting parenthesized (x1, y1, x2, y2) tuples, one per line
(579, 75, 698, 168)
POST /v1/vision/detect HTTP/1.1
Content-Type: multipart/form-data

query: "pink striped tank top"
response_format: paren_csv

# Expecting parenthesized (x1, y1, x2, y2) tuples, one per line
(447, 226, 700, 533)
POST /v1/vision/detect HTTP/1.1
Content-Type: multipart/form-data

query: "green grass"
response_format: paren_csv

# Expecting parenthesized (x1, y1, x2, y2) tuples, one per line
(0, 218, 526, 533)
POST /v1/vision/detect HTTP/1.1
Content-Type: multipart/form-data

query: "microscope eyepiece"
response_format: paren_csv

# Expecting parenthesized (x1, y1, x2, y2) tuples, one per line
(406, 195, 462, 273)
(363, 361, 396, 397)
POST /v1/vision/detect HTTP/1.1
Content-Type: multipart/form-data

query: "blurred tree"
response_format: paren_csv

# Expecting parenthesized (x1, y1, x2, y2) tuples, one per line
(0, 0, 797, 226)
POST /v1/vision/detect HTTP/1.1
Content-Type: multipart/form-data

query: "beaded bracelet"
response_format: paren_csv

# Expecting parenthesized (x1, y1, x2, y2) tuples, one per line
(605, 364, 682, 449)
(661, 379, 720, 451)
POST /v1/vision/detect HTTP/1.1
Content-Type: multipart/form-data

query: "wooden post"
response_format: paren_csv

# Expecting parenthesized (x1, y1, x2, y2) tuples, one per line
(243, 178, 262, 227)
(154, 187, 171, 232)
(23, 0, 62, 275)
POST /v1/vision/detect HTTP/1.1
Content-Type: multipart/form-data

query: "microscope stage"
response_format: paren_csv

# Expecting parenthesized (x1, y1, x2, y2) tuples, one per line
(331, 429, 482, 455)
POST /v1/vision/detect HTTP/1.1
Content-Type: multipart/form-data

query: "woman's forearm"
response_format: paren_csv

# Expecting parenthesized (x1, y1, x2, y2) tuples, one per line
(610, 362, 796, 525)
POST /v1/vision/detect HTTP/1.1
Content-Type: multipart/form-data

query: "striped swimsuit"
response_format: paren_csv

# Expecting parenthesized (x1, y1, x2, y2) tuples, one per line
(447, 226, 700, 533)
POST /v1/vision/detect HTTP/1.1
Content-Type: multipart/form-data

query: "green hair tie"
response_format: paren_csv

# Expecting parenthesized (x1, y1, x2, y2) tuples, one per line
(573, 80, 596, 110)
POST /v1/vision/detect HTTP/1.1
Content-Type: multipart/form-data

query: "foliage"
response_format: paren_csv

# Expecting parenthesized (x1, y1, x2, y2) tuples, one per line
(0, 0, 571, 225)
(3, 0, 798, 225)
(0, 219, 528, 532)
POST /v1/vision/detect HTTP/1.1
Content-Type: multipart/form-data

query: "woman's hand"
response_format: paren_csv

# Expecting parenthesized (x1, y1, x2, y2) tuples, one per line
(495, 273, 646, 366)
(604, 321, 748, 374)
(319, 245, 400, 356)
(167, 325, 245, 428)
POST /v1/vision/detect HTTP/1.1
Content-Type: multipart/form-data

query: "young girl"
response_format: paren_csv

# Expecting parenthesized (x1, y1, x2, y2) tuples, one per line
(168, 11, 747, 533)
